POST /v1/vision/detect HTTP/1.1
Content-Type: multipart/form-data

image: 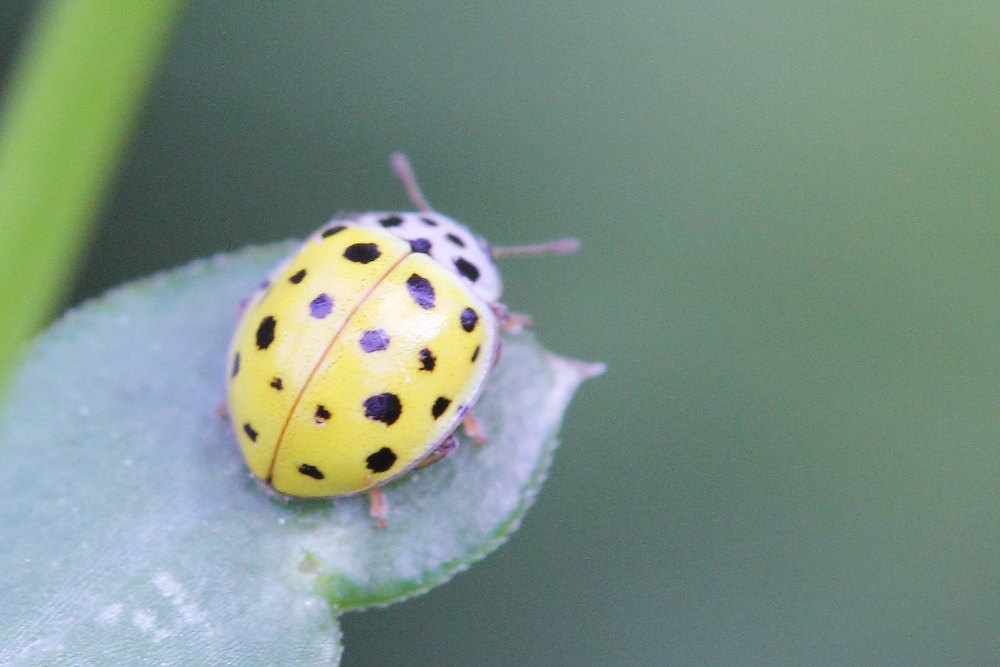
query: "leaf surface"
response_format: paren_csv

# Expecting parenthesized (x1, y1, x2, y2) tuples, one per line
(0, 243, 601, 665)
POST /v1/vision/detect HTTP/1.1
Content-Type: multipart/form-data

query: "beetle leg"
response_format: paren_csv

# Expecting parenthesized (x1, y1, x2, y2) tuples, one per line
(462, 412, 488, 444)
(491, 302, 533, 333)
(368, 487, 388, 530)
(416, 435, 459, 469)
(500, 311, 533, 332)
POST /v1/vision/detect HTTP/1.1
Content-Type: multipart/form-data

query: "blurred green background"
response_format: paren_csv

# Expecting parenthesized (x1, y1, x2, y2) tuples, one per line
(4, 2, 1000, 665)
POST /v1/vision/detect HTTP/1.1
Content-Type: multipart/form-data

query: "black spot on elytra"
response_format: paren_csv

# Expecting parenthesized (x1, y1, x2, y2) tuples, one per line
(421, 217, 438, 226)
(344, 243, 380, 263)
(431, 397, 452, 420)
(406, 274, 435, 309)
(256, 316, 276, 349)
(314, 405, 331, 423)
(446, 233, 465, 247)
(289, 269, 306, 284)
(231, 352, 240, 377)
(359, 329, 390, 353)
(454, 257, 480, 282)
(418, 348, 436, 371)
(243, 423, 258, 442)
(366, 447, 397, 473)
(270, 377, 283, 390)
(471, 345, 480, 362)
(460, 308, 478, 332)
(298, 463, 324, 480)
(364, 393, 402, 425)
(321, 225, 345, 238)
(409, 238, 432, 254)
(309, 293, 333, 319)
(379, 215, 403, 227)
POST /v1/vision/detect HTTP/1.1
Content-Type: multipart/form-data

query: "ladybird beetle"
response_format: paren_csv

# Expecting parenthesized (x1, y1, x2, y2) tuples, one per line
(224, 154, 578, 526)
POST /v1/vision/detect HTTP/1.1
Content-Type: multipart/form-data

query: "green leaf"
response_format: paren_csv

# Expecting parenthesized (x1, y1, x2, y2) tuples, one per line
(0, 0, 186, 399)
(0, 243, 603, 665)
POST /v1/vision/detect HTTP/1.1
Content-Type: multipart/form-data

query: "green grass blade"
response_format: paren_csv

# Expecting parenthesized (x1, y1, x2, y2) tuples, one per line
(0, 0, 186, 400)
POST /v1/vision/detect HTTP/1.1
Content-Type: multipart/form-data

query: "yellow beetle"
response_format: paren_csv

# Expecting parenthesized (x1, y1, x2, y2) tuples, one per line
(224, 154, 577, 526)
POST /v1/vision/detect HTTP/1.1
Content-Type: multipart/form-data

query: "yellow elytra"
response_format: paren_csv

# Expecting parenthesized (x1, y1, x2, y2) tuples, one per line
(224, 154, 579, 521)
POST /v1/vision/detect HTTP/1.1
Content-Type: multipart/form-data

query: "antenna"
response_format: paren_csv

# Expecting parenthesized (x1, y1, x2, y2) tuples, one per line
(390, 152, 434, 212)
(491, 237, 581, 258)
(390, 152, 581, 259)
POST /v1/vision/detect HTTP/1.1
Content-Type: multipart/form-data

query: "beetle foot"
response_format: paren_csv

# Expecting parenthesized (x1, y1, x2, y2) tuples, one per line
(368, 487, 388, 529)
(492, 302, 533, 332)
(416, 435, 459, 469)
(462, 412, 488, 444)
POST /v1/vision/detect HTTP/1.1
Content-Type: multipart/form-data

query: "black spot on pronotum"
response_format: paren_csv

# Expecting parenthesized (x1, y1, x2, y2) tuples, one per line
(418, 348, 436, 371)
(289, 269, 306, 284)
(379, 214, 403, 227)
(231, 352, 240, 377)
(421, 217, 439, 226)
(409, 238, 432, 254)
(366, 447, 398, 473)
(256, 316, 276, 349)
(243, 423, 258, 442)
(359, 329, 390, 353)
(270, 377, 283, 390)
(460, 308, 478, 332)
(344, 243, 381, 263)
(298, 463, 324, 480)
(454, 257, 480, 282)
(432, 396, 452, 419)
(364, 393, 402, 425)
(314, 405, 331, 423)
(321, 225, 345, 238)
(446, 233, 465, 247)
(309, 293, 333, 319)
(406, 273, 435, 309)
(471, 345, 480, 362)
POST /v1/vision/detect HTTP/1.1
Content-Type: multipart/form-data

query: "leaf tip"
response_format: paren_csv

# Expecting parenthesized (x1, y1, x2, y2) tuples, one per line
(571, 359, 607, 381)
